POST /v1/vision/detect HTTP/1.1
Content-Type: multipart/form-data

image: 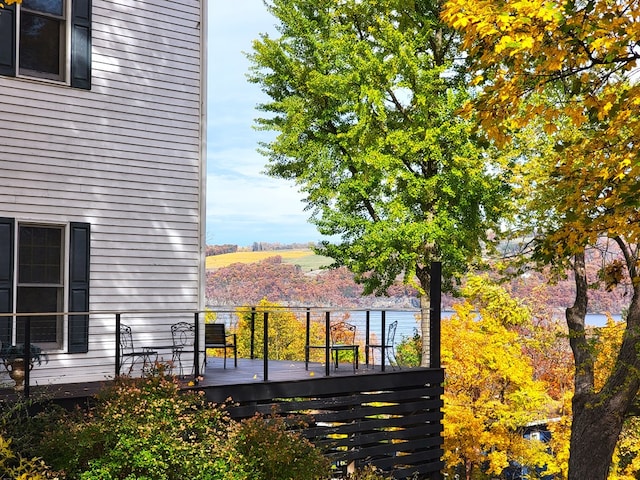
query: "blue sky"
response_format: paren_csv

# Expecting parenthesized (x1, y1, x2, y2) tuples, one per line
(206, 1, 322, 247)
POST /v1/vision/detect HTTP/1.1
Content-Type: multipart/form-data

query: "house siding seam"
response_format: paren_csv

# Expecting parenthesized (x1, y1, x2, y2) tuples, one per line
(0, 0, 204, 385)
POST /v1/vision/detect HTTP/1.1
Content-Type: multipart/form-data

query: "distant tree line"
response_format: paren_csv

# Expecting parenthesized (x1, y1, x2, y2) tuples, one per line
(205, 243, 318, 256)
(249, 242, 315, 252)
(206, 254, 627, 314)
(205, 244, 238, 256)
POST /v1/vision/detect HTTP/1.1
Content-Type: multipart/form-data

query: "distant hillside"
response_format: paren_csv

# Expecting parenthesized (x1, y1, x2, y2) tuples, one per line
(205, 249, 334, 272)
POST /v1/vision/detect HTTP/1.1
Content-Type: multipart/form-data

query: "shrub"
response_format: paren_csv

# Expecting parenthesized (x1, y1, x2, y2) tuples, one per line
(346, 465, 394, 479)
(37, 368, 233, 479)
(395, 329, 422, 367)
(1, 368, 345, 480)
(228, 411, 330, 480)
(0, 395, 67, 465)
(0, 434, 50, 479)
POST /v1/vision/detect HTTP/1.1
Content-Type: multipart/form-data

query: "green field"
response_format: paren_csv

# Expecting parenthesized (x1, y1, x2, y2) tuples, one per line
(206, 249, 333, 272)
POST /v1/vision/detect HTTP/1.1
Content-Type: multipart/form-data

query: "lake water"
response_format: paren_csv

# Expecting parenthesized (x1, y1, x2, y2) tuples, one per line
(348, 310, 623, 341)
(214, 308, 622, 344)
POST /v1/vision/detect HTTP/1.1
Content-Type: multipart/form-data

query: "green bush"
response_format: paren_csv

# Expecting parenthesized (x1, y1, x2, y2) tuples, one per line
(346, 465, 394, 479)
(0, 434, 50, 479)
(395, 329, 422, 367)
(228, 412, 330, 480)
(0, 396, 67, 459)
(3, 367, 385, 479)
(36, 368, 233, 479)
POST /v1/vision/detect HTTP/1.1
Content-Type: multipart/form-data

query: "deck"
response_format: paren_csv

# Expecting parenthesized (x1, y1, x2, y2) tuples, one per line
(0, 356, 409, 402)
(1, 357, 444, 480)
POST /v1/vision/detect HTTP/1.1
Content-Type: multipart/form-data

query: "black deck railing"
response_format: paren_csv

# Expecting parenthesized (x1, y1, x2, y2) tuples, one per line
(1, 305, 441, 397)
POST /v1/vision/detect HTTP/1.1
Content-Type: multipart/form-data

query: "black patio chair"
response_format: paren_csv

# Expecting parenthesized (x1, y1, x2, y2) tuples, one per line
(171, 321, 196, 377)
(330, 322, 359, 372)
(366, 320, 399, 370)
(119, 324, 157, 375)
(204, 323, 237, 369)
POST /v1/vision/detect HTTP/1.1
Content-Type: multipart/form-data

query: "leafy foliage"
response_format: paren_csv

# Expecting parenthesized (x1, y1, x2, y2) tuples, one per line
(0, 434, 49, 480)
(247, 1, 512, 374)
(0, 368, 344, 479)
(235, 299, 324, 361)
(442, 279, 557, 478)
(442, 0, 640, 476)
(228, 412, 330, 480)
(35, 369, 232, 479)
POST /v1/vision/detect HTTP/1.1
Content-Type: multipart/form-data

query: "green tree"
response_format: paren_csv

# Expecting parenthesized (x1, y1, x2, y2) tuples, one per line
(442, 0, 640, 476)
(248, 0, 510, 366)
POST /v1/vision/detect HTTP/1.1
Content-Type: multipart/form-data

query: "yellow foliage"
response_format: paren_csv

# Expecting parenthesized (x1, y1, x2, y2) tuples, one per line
(442, 290, 554, 477)
(0, 434, 49, 479)
(234, 299, 324, 361)
(442, 0, 640, 255)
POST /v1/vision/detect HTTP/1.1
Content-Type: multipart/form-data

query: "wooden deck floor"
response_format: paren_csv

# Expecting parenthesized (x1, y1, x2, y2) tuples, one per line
(0, 356, 403, 403)
(198, 356, 399, 385)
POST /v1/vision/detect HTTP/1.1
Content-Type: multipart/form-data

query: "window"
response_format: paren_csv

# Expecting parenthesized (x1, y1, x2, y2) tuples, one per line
(0, 0, 91, 89)
(19, 0, 66, 81)
(0, 219, 90, 353)
(16, 225, 64, 346)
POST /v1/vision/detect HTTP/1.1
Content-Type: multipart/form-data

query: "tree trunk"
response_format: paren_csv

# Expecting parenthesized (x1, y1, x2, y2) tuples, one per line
(567, 248, 640, 479)
(568, 400, 624, 480)
(419, 293, 431, 367)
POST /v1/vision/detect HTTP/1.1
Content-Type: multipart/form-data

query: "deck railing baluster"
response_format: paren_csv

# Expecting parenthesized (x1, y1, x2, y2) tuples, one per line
(263, 311, 269, 381)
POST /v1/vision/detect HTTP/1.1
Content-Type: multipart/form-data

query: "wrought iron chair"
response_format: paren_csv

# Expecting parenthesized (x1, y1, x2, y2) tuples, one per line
(171, 321, 196, 377)
(330, 322, 359, 372)
(204, 323, 237, 369)
(366, 320, 399, 370)
(119, 324, 157, 375)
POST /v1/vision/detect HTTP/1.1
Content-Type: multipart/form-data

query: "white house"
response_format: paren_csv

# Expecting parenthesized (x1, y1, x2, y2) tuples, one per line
(0, 0, 207, 385)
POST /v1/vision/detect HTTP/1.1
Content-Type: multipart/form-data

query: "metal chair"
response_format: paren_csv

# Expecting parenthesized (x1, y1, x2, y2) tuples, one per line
(171, 322, 196, 377)
(330, 322, 359, 372)
(204, 323, 237, 369)
(119, 324, 157, 375)
(366, 320, 399, 370)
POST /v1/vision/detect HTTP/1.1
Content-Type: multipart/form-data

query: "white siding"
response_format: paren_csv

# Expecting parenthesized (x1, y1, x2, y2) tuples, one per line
(0, 0, 205, 384)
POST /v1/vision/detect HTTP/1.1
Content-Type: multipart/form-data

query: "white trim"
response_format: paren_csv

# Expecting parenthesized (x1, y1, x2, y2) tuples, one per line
(198, 0, 208, 312)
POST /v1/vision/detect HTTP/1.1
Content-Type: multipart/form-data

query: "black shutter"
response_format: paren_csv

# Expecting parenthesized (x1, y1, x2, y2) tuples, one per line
(68, 222, 90, 353)
(0, 218, 14, 346)
(0, 5, 16, 77)
(71, 0, 91, 89)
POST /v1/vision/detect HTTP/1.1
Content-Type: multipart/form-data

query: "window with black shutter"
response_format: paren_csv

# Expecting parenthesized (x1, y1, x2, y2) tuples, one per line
(0, 0, 91, 89)
(0, 219, 90, 353)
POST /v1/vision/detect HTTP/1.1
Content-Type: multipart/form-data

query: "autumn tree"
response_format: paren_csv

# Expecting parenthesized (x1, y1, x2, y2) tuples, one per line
(594, 318, 640, 479)
(235, 299, 324, 361)
(442, 0, 640, 477)
(442, 275, 557, 479)
(247, 0, 510, 366)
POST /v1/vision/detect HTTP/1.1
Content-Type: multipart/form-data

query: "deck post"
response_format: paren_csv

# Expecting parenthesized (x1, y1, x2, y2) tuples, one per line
(193, 311, 200, 379)
(305, 308, 310, 366)
(23, 315, 31, 398)
(263, 311, 269, 381)
(250, 307, 256, 359)
(365, 310, 370, 366)
(115, 313, 121, 376)
(325, 311, 330, 376)
(429, 261, 442, 369)
(381, 310, 386, 372)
